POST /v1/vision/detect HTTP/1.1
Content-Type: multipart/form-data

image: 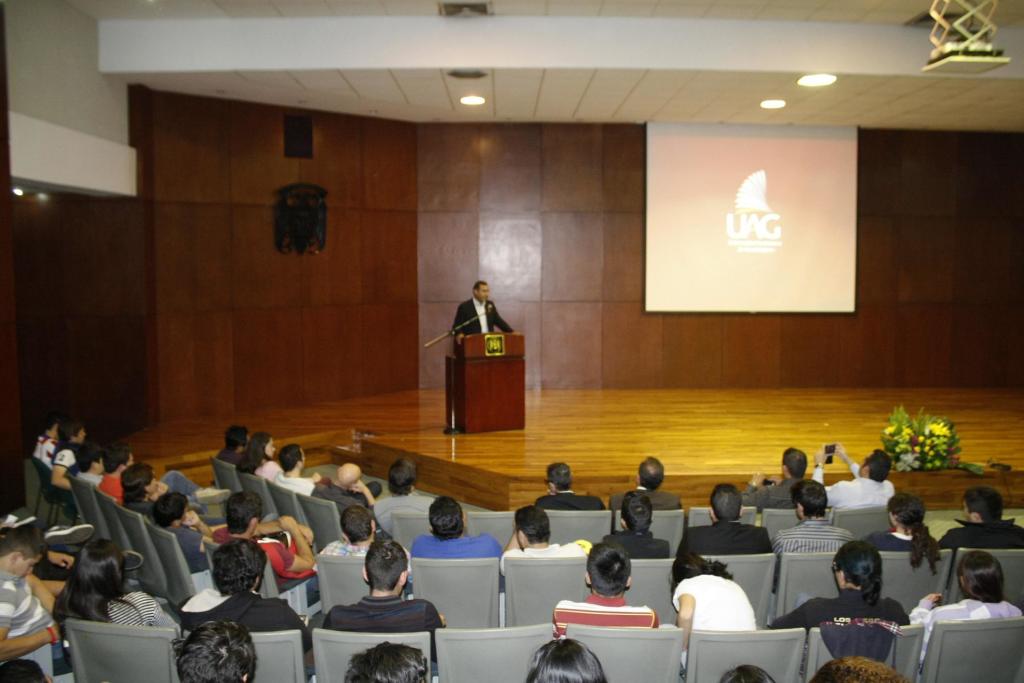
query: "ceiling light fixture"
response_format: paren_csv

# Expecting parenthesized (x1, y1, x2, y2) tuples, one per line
(12, 188, 23, 196)
(760, 99, 786, 109)
(447, 69, 488, 80)
(460, 95, 486, 106)
(797, 73, 837, 87)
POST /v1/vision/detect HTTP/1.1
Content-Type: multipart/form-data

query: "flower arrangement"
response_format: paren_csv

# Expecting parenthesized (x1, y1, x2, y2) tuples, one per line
(881, 406, 981, 474)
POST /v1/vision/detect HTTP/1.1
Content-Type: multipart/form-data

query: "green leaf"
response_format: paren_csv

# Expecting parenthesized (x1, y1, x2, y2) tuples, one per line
(957, 462, 985, 476)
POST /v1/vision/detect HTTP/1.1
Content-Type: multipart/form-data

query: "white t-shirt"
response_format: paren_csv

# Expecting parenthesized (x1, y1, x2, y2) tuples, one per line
(275, 473, 316, 497)
(672, 574, 757, 631)
(501, 542, 587, 574)
(33, 435, 55, 469)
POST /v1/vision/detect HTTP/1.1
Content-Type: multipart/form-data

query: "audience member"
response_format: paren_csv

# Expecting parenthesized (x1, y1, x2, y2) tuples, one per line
(31, 411, 66, 471)
(719, 665, 776, 683)
(344, 642, 427, 683)
(237, 432, 280, 481)
(0, 658, 48, 683)
(772, 480, 854, 555)
(552, 542, 658, 638)
(813, 446, 894, 510)
(501, 505, 586, 574)
(213, 492, 317, 583)
(320, 505, 377, 557)
(681, 484, 771, 556)
(535, 463, 604, 511)
(175, 620, 256, 683)
(180, 539, 311, 653)
(742, 448, 808, 511)
(526, 639, 607, 683)
(216, 425, 248, 467)
(49, 418, 86, 492)
(603, 492, 670, 559)
(0, 527, 58, 661)
(771, 541, 909, 630)
(608, 457, 680, 512)
(153, 492, 215, 573)
(672, 552, 756, 665)
(938, 486, 1024, 550)
(864, 493, 940, 574)
(97, 443, 133, 503)
(74, 442, 105, 487)
(313, 463, 381, 513)
(274, 444, 322, 496)
(373, 459, 433, 537)
(410, 497, 501, 559)
(120, 455, 227, 514)
(809, 656, 908, 683)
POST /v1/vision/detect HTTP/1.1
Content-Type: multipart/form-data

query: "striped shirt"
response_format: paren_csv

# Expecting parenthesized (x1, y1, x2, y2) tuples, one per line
(107, 592, 179, 632)
(553, 594, 659, 638)
(910, 598, 1022, 662)
(0, 570, 53, 638)
(772, 519, 854, 555)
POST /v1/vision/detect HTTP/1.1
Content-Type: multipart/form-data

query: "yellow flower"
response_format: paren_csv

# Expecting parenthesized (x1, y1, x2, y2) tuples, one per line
(930, 423, 950, 437)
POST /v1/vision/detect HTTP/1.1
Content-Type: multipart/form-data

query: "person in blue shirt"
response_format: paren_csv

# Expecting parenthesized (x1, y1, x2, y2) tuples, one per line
(410, 497, 501, 559)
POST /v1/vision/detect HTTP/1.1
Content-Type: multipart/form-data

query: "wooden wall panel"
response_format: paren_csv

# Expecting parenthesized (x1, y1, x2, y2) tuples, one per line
(299, 112, 363, 209)
(304, 209, 363, 307)
(602, 303, 662, 388)
(542, 124, 603, 212)
(418, 124, 480, 212)
(151, 91, 231, 204)
(360, 210, 418, 303)
(229, 103, 300, 205)
(602, 125, 644, 212)
(363, 118, 417, 211)
(779, 316, 842, 387)
(662, 316, 724, 388)
(232, 308, 306, 412)
(721, 315, 781, 387)
(362, 303, 419, 394)
(302, 305, 364, 401)
(231, 205, 306, 309)
(541, 212, 603, 301)
(479, 212, 542, 302)
(479, 125, 541, 212)
(418, 212, 479, 303)
(541, 303, 602, 388)
(602, 212, 643, 302)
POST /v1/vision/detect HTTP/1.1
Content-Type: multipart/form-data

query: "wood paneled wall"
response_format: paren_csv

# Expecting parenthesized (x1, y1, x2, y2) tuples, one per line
(417, 124, 1024, 389)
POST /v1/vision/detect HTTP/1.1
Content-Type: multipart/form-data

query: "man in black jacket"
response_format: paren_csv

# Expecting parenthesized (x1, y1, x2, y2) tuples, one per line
(680, 483, 771, 556)
(603, 492, 670, 559)
(939, 486, 1024, 550)
(535, 462, 604, 511)
(451, 281, 513, 342)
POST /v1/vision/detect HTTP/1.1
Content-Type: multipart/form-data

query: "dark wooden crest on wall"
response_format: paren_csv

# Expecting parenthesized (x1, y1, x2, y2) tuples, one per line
(274, 183, 328, 254)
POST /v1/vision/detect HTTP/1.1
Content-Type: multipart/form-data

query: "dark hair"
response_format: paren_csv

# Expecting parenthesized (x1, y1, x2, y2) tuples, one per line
(387, 459, 417, 496)
(833, 541, 882, 606)
(42, 411, 68, 434)
(365, 540, 409, 592)
(54, 539, 134, 625)
(887, 493, 939, 574)
(57, 417, 84, 442)
(175, 620, 256, 683)
(672, 551, 733, 589)
(0, 526, 45, 560)
(153, 492, 189, 528)
(472, 280, 488, 291)
(782, 448, 808, 479)
(720, 665, 777, 683)
(710, 483, 742, 522)
(428, 496, 464, 540)
(224, 425, 248, 451)
(102, 442, 132, 474)
(526, 639, 608, 683)
(278, 444, 304, 473)
(0, 658, 47, 683)
(547, 463, 572, 491)
(121, 462, 155, 505)
(792, 479, 828, 518)
(958, 550, 1005, 603)
(964, 486, 1003, 523)
(621, 492, 653, 533)
(342, 505, 374, 544)
(637, 457, 665, 490)
(212, 539, 265, 595)
(345, 642, 427, 683)
(864, 450, 891, 482)
(225, 491, 263, 534)
(515, 505, 551, 544)
(238, 432, 272, 475)
(76, 441, 105, 473)
(587, 543, 630, 597)
(809, 656, 907, 683)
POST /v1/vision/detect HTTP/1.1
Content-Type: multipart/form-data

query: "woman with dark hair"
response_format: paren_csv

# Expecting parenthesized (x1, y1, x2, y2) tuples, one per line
(865, 493, 941, 574)
(526, 639, 607, 683)
(910, 550, 1021, 660)
(54, 539, 178, 631)
(720, 665, 777, 683)
(672, 552, 756, 664)
(771, 541, 909, 630)
(237, 432, 280, 480)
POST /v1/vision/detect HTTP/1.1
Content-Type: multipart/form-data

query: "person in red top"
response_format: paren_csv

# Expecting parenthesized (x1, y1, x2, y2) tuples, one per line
(552, 542, 659, 638)
(98, 443, 133, 503)
(212, 492, 316, 584)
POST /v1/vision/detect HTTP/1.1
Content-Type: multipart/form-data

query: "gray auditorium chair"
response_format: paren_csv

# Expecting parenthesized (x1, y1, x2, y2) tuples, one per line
(112, 503, 170, 599)
(773, 552, 837, 622)
(880, 549, 953, 613)
(95, 489, 132, 551)
(919, 616, 1024, 683)
(567, 624, 684, 683)
(267, 479, 309, 527)
(250, 629, 306, 683)
(211, 456, 242, 493)
(627, 558, 677, 627)
(411, 557, 499, 627)
(613, 509, 685, 551)
(63, 618, 179, 683)
(686, 628, 806, 683)
(258, 549, 321, 617)
(319, 554, 369, 613)
(296, 493, 343, 549)
(313, 629, 430, 683)
(146, 521, 203, 606)
(466, 510, 515, 544)
(688, 506, 756, 528)
(760, 508, 800, 541)
(832, 506, 891, 540)
(68, 474, 110, 539)
(804, 623, 924, 683)
(436, 624, 551, 683)
(950, 548, 1024, 603)
(392, 510, 432, 549)
(504, 556, 587, 626)
(546, 510, 612, 545)
(705, 553, 776, 628)
(238, 471, 278, 518)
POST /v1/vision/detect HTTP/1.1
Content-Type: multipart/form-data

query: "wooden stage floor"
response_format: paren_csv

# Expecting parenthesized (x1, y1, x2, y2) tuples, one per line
(135, 388, 1024, 511)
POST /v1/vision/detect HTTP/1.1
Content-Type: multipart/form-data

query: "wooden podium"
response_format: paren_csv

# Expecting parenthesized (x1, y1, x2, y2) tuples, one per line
(445, 333, 525, 433)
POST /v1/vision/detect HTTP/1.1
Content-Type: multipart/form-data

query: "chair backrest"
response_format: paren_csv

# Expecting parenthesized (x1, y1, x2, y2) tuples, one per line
(466, 510, 515, 545)
(880, 549, 953, 613)
(250, 629, 306, 683)
(95, 489, 132, 551)
(436, 624, 551, 683)
(504, 556, 587, 627)
(267, 480, 309, 527)
(761, 508, 800, 541)
(392, 510, 432, 549)
(804, 624, 924, 683)
(686, 628, 806, 683)
(63, 618, 179, 683)
(704, 553, 776, 628)
(211, 457, 242, 493)
(410, 557, 499, 628)
(546, 510, 612, 545)
(68, 475, 111, 539)
(612, 509, 686, 551)
(112, 503, 170, 598)
(146, 522, 200, 606)
(238, 472, 278, 518)
(950, 548, 1024, 604)
(626, 559, 677, 627)
(832, 506, 891, 539)
(318, 554, 369, 613)
(313, 629, 430, 683)
(296, 493, 343, 549)
(688, 506, 756, 528)
(920, 616, 1024, 683)
(774, 552, 837, 622)
(567, 624, 684, 683)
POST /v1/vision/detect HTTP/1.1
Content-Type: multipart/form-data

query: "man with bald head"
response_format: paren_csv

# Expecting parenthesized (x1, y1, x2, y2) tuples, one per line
(313, 463, 382, 513)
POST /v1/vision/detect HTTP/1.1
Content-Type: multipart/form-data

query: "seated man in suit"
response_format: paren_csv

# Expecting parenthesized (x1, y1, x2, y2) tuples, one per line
(451, 280, 513, 343)
(603, 492, 670, 559)
(680, 483, 771, 556)
(609, 457, 681, 512)
(939, 486, 1024, 550)
(535, 462, 604, 511)
(742, 447, 807, 511)
(410, 497, 502, 559)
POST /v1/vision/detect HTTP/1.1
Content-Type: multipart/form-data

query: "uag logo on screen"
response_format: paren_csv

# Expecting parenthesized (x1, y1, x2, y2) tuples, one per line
(725, 170, 783, 254)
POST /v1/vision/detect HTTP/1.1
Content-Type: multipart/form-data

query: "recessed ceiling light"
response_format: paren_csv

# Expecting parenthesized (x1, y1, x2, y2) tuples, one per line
(37, 193, 49, 201)
(12, 188, 23, 196)
(760, 99, 786, 109)
(447, 69, 488, 80)
(460, 95, 486, 106)
(797, 73, 837, 87)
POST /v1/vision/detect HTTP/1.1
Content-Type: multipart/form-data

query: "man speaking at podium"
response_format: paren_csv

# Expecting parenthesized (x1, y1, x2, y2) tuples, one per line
(452, 280, 513, 344)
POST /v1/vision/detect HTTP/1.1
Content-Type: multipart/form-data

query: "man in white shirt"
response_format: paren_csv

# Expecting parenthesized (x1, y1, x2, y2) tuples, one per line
(501, 505, 586, 574)
(373, 458, 433, 537)
(812, 444, 895, 510)
(31, 412, 65, 470)
(451, 281, 513, 344)
(274, 444, 321, 497)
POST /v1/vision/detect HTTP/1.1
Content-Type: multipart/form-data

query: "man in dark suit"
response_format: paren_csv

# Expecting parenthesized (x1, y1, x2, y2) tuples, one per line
(680, 483, 771, 556)
(451, 280, 513, 342)
(603, 492, 670, 559)
(609, 457, 681, 512)
(741, 447, 807, 511)
(535, 462, 604, 511)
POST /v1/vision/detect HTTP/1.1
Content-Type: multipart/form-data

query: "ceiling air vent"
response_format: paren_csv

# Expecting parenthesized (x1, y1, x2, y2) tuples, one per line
(439, 2, 492, 17)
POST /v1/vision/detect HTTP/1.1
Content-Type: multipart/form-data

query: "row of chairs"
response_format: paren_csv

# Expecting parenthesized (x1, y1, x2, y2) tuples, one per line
(59, 615, 1024, 683)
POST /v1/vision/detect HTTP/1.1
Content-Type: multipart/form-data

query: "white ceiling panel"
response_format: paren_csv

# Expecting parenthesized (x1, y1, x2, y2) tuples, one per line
(394, 69, 457, 109)
(534, 69, 595, 119)
(574, 69, 645, 118)
(213, 0, 283, 17)
(289, 70, 359, 92)
(340, 70, 408, 102)
(493, 69, 544, 118)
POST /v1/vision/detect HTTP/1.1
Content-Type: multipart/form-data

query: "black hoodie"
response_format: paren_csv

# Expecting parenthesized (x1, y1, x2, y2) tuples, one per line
(179, 589, 312, 652)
